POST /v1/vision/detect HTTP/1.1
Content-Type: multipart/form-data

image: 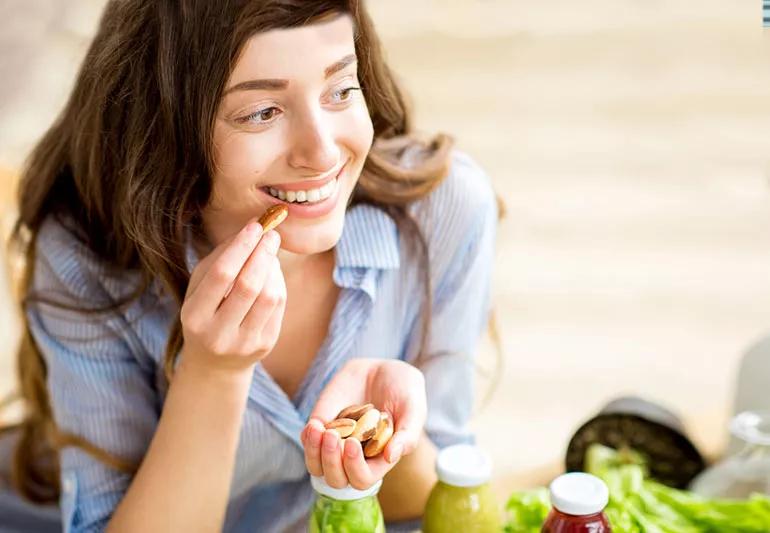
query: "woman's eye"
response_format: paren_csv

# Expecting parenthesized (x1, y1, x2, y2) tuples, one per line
(331, 86, 361, 104)
(236, 87, 360, 126)
(238, 107, 281, 125)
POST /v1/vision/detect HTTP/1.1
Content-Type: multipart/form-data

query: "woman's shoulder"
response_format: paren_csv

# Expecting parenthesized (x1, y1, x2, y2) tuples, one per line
(409, 148, 498, 254)
(432, 148, 496, 214)
(34, 213, 141, 305)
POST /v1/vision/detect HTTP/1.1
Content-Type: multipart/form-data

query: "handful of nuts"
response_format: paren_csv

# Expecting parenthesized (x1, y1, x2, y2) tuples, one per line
(324, 403, 394, 458)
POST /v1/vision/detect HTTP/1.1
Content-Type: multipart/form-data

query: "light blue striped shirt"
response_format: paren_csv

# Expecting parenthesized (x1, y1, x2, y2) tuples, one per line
(26, 149, 497, 532)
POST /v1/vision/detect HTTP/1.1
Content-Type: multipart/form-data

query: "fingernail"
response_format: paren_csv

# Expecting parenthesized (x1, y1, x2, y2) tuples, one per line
(388, 443, 403, 464)
(346, 440, 359, 459)
(309, 427, 322, 448)
(322, 431, 339, 452)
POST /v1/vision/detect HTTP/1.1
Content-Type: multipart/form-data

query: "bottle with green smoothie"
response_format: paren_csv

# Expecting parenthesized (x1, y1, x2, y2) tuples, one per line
(308, 475, 385, 533)
(423, 444, 501, 532)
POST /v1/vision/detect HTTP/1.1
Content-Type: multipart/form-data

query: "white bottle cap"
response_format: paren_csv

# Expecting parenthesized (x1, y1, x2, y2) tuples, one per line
(310, 475, 382, 501)
(549, 473, 609, 516)
(435, 444, 493, 487)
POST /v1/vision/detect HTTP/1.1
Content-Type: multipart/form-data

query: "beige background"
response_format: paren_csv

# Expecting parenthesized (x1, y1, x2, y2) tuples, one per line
(2, 0, 770, 496)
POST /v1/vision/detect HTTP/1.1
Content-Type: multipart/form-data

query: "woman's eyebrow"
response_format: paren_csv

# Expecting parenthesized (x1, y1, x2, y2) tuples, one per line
(224, 53, 357, 95)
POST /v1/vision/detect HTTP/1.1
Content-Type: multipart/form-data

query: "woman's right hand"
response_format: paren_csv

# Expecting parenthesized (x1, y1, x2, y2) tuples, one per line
(178, 218, 286, 376)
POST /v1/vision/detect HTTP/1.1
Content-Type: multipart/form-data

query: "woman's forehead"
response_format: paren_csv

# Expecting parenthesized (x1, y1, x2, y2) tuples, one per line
(228, 14, 356, 88)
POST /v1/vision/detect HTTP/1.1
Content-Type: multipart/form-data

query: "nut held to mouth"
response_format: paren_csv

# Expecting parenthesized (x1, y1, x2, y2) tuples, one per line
(257, 204, 289, 233)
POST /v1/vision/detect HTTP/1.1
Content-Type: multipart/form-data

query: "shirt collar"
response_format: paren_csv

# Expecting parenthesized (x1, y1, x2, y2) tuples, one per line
(334, 203, 401, 271)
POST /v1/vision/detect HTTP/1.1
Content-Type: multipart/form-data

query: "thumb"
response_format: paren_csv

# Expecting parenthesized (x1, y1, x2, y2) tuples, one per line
(384, 406, 424, 463)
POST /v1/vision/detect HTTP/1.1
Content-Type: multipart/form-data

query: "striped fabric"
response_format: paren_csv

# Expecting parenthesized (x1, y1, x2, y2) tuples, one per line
(26, 149, 498, 533)
(765, 0, 770, 27)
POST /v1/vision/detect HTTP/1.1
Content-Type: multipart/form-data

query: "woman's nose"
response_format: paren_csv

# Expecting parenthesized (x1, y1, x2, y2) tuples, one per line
(287, 110, 340, 175)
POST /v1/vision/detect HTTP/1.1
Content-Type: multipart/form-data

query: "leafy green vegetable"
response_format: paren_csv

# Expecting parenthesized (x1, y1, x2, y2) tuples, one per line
(503, 488, 550, 533)
(504, 444, 770, 533)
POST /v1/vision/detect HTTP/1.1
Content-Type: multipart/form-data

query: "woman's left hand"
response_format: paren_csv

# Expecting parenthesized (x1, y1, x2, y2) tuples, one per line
(301, 358, 427, 490)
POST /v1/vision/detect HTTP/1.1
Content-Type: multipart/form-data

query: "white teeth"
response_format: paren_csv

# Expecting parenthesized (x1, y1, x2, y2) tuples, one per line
(306, 189, 320, 203)
(264, 178, 337, 204)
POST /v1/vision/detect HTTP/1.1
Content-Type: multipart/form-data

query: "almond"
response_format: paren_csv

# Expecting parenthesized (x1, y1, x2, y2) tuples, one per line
(364, 412, 394, 458)
(336, 403, 375, 421)
(258, 204, 289, 233)
(349, 408, 380, 441)
(324, 418, 356, 438)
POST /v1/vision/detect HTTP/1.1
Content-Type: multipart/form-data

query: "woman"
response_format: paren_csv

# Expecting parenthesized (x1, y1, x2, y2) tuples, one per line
(1, 1, 498, 531)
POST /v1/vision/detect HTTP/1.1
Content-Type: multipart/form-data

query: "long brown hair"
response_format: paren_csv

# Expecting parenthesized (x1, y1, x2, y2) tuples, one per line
(1, 0, 503, 505)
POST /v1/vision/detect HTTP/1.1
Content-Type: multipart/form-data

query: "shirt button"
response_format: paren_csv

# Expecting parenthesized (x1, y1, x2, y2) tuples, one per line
(62, 478, 74, 493)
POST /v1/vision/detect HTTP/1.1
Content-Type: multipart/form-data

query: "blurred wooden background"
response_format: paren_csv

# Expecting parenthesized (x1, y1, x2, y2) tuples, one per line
(1, 0, 770, 499)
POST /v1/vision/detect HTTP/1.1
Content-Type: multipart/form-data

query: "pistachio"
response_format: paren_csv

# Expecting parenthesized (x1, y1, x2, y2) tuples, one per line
(364, 412, 394, 458)
(349, 408, 380, 441)
(324, 418, 356, 438)
(258, 204, 289, 233)
(336, 403, 375, 421)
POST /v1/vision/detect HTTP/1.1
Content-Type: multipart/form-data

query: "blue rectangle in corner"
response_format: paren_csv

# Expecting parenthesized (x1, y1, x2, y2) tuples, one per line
(765, 0, 770, 27)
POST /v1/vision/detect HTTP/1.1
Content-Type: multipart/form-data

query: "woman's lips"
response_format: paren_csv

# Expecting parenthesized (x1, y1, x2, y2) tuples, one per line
(263, 170, 338, 192)
(262, 160, 347, 192)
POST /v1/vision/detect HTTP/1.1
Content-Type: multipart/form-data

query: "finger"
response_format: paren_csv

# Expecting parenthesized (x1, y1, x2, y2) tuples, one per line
(187, 219, 260, 298)
(303, 419, 325, 477)
(387, 374, 427, 461)
(359, 453, 396, 483)
(242, 288, 285, 357)
(320, 430, 348, 489)
(341, 439, 388, 490)
(185, 221, 264, 317)
(240, 254, 285, 331)
(385, 406, 424, 462)
(256, 289, 286, 343)
(214, 231, 281, 327)
(384, 430, 411, 464)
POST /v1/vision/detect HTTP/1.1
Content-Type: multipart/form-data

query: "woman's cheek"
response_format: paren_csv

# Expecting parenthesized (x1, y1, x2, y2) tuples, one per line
(212, 130, 275, 198)
(218, 126, 263, 169)
(346, 103, 375, 154)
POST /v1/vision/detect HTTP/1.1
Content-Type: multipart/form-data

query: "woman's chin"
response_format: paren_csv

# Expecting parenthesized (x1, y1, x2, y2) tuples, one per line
(276, 228, 341, 257)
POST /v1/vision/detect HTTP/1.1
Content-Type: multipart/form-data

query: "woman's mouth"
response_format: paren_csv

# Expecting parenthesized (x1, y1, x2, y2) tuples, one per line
(261, 177, 337, 205)
(257, 160, 348, 219)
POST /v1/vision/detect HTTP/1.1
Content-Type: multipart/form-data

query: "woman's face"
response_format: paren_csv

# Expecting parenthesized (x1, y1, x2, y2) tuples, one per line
(208, 13, 374, 255)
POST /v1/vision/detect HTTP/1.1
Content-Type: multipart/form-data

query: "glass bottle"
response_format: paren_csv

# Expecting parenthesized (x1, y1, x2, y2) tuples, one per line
(308, 475, 385, 533)
(689, 410, 770, 498)
(423, 444, 501, 532)
(542, 472, 611, 532)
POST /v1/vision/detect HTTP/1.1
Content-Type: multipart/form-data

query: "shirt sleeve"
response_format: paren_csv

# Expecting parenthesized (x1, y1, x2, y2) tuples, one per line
(26, 217, 160, 532)
(406, 151, 499, 449)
